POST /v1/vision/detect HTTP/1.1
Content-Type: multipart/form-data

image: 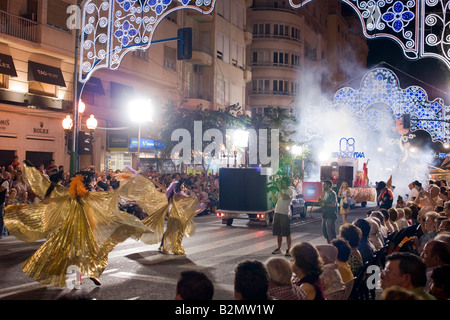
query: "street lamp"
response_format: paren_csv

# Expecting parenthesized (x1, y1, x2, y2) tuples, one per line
(62, 100, 97, 172)
(128, 98, 153, 170)
(232, 129, 249, 167)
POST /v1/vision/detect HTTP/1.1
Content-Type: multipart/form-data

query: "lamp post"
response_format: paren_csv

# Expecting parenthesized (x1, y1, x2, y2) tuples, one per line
(129, 98, 153, 171)
(62, 102, 97, 173)
(232, 129, 249, 167)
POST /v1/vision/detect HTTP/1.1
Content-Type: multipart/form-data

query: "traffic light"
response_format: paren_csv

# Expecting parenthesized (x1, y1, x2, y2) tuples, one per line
(78, 131, 92, 155)
(402, 114, 411, 129)
(177, 27, 192, 60)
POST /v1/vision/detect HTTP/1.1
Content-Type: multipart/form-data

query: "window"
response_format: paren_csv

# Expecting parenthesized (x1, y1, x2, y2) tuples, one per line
(163, 46, 176, 71)
(274, 52, 289, 66)
(47, 0, 70, 31)
(232, 42, 244, 69)
(231, 1, 244, 30)
(0, 74, 8, 89)
(217, 0, 230, 21)
(253, 23, 270, 37)
(251, 79, 270, 94)
(28, 81, 57, 97)
(217, 33, 230, 63)
(132, 49, 148, 61)
(274, 24, 289, 37)
(273, 80, 289, 95)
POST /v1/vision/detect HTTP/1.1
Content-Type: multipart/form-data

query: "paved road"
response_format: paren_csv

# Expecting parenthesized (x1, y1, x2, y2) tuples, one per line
(0, 203, 375, 300)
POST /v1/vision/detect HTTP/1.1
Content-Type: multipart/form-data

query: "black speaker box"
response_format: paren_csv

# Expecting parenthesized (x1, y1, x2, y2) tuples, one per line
(320, 166, 332, 181)
(219, 168, 270, 211)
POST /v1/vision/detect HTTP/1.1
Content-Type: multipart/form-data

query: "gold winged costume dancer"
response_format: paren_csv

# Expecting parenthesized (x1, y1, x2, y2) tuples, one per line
(4, 165, 154, 287)
(117, 171, 205, 255)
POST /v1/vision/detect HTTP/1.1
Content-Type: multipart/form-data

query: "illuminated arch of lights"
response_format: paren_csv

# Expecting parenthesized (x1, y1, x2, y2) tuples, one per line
(79, 0, 216, 83)
(289, 0, 450, 71)
(80, 1, 450, 83)
(320, 67, 450, 146)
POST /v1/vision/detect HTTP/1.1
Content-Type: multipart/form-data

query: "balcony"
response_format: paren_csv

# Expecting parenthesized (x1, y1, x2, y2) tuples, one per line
(0, 10, 38, 42)
(181, 97, 212, 110)
(187, 11, 214, 23)
(244, 30, 253, 46)
(190, 45, 213, 66)
(244, 67, 252, 83)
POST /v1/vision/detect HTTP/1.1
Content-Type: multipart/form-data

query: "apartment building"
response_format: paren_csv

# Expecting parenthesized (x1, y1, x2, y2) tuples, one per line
(247, 0, 368, 116)
(0, 0, 366, 172)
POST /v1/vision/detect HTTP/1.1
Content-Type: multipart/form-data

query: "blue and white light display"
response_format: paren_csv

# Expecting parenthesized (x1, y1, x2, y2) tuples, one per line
(289, 0, 450, 71)
(320, 67, 449, 146)
(79, 0, 216, 82)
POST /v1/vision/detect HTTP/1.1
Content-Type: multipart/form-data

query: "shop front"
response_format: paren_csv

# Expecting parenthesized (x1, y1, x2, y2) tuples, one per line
(0, 105, 65, 169)
(106, 133, 170, 172)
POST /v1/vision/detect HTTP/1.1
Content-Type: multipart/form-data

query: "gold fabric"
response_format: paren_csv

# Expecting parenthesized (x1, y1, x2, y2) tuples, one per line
(162, 194, 204, 255)
(22, 165, 66, 198)
(117, 175, 169, 244)
(5, 177, 153, 287)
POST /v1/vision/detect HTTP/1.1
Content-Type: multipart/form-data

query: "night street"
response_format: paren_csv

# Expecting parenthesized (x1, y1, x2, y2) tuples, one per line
(0, 204, 374, 301)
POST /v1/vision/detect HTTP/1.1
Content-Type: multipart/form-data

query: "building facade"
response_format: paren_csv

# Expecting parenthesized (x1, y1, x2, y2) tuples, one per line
(0, 0, 367, 173)
(247, 0, 368, 115)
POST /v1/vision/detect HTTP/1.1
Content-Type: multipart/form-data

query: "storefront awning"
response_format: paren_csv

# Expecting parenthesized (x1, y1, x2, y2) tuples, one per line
(28, 61, 66, 87)
(0, 53, 17, 77)
(80, 76, 105, 95)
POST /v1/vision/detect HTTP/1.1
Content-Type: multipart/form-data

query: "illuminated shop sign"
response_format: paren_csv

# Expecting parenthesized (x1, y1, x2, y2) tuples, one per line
(332, 138, 365, 159)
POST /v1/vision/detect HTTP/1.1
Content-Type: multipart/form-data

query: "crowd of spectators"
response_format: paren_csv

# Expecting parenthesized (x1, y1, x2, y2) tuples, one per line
(174, 178, 450, 301)
(2, 157, 450, 300)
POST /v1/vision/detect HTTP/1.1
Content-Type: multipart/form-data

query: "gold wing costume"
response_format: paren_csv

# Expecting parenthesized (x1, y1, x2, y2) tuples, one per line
(162, 193, 205, 255)
(117, 175, 205, 255)
(4, 169, 153, 287)
(116, 174, 169, 244)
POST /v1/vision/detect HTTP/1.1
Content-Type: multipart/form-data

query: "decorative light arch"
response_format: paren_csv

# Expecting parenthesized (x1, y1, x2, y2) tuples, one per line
(320, 67, 450, 146)
(289, 0, 450, 71)
(79, 0, 216, 83)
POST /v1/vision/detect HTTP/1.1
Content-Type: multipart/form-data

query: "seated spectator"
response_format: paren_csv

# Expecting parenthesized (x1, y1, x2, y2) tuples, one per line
(430, 264, 450, 300)
(6, 188, 20, 206)
(175, 270, 214, 300)
(20, 191, 32, 205)
(234, 260, 270, 300)
(420, 240, 450, 291)
(380, 208, 395, 234)
(396, 195, 406, 208)
(370, 210, 389, 238)
(437, 219, 450, 234)
(403, 207, 413, 226)
(265, 257, 306, 300)
(444, 201, 450, 219)
(316, 244, 345, 296)
(366, 217, 384, 250)
(387, 208, 399, 231)
(414, 211, 440, 253)
(339, 223, 363, 274)
(290, 242, 325, 300)
(435, 233, 450, 247)
(395, 208, 409, 230)
(353, 218, 375, 264)
(331, 238, 354, 283)
(380, 252, 436, 300)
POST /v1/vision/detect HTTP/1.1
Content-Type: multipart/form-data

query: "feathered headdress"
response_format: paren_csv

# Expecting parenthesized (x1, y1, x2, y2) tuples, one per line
(69, 170, 95, 198)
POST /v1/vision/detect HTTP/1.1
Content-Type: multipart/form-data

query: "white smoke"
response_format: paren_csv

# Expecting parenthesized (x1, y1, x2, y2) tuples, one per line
(292, 64, 437, 201)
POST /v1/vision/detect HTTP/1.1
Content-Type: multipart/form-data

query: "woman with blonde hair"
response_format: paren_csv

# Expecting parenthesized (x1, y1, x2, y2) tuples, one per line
(338, 181, 351, 224)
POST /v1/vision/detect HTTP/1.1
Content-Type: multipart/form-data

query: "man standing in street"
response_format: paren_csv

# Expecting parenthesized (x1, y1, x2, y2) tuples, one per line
(319, 180, 337, 244)
(271, 176, 294, 256)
